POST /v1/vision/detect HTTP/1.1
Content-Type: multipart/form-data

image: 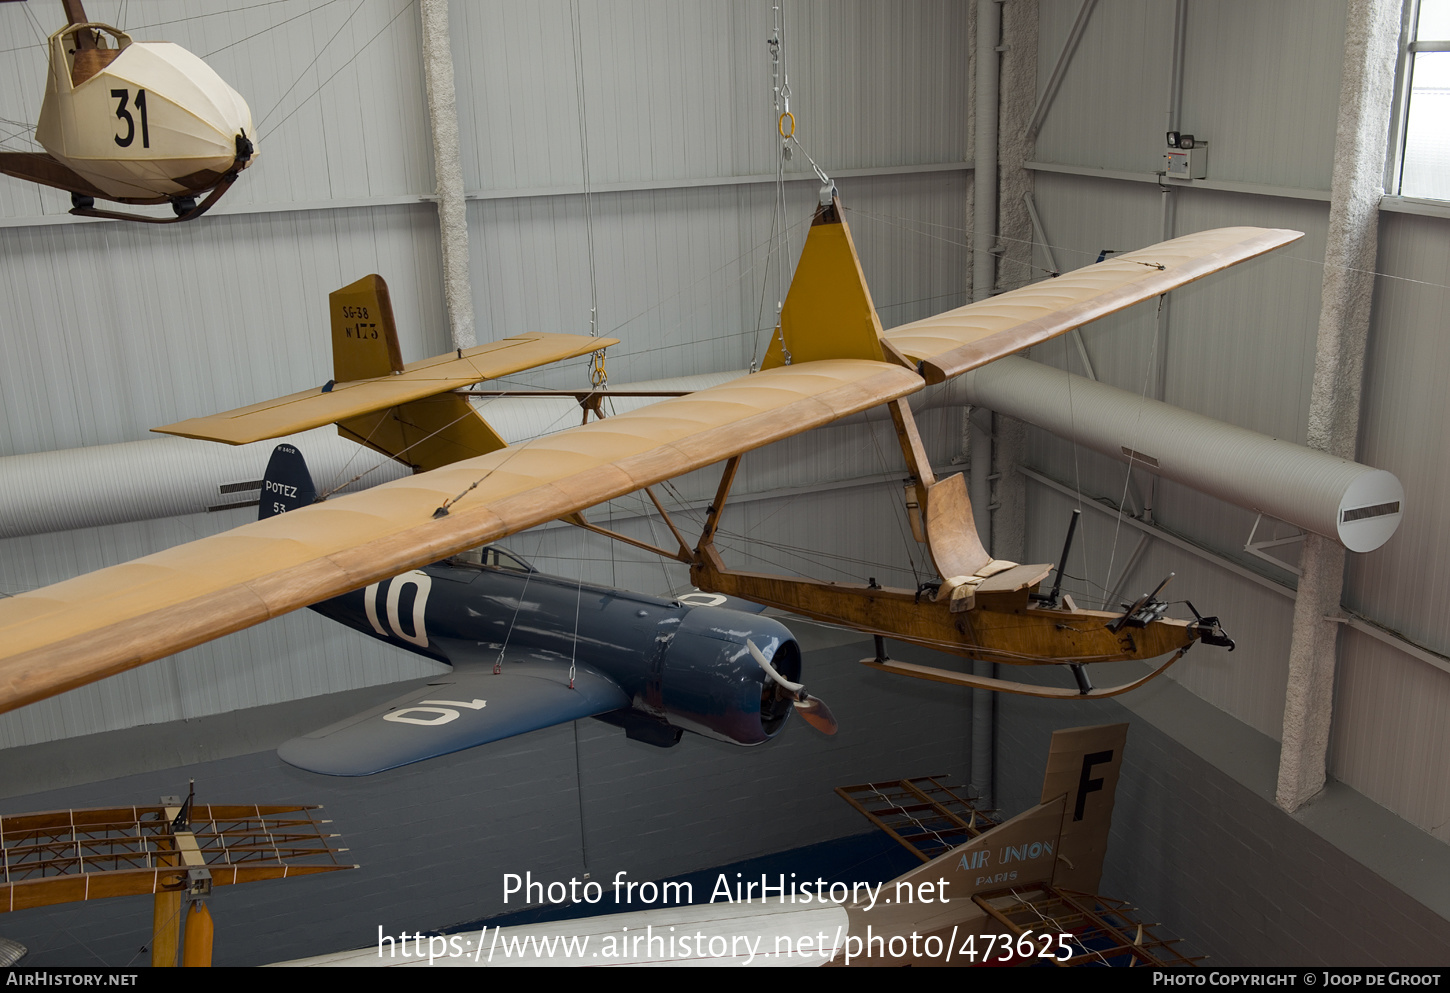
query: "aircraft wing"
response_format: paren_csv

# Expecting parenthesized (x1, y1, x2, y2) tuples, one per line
(277, 660, 629, 776)
(0, 151, 110, 198)
(883, 226, 1302, 383)
(0, 358, 920, 715)
(153, 333, 617, 445)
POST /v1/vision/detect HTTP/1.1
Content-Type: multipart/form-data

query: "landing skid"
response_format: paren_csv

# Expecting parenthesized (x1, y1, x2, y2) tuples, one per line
(68, 170, 241, 224)
(861, 645, 1193, 699)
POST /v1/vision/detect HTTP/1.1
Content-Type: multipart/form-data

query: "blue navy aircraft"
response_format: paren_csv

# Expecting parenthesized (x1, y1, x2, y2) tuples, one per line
(262, 446, 835, 776)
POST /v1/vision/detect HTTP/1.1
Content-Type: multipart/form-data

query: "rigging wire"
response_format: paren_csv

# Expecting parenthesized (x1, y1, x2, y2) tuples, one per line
(493, 527, 551, 672)
(568, 0, 613, 584)
(258, 0, 411, 141)
(203, 0, 346, 60)
(569, 0, 606, 391)
(1100, 296, 1164, 602)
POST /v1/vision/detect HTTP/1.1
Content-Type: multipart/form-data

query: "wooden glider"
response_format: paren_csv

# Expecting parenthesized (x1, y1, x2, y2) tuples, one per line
(0, 195, 1301, 713)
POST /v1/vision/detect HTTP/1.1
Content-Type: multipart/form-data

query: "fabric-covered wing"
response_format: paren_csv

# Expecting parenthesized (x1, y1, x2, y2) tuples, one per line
(0, 359, 920, 715)
(884, 227, 1302, 383)
(153, 333, 616, 445)
(277, 661, 629, 776)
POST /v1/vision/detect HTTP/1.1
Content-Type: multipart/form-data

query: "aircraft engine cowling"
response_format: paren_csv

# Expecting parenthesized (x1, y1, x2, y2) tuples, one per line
(653, 606, 803, 745)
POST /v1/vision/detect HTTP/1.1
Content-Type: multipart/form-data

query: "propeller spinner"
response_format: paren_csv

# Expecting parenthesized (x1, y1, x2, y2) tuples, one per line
(748, 639, 838, 735)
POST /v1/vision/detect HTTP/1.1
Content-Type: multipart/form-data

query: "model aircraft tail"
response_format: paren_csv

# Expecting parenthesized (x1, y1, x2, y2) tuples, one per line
(258, 444, 318, 521)
(153, 275, 617, 473)
(326, 274, 511, 471)
(884, 723, 1128, 899)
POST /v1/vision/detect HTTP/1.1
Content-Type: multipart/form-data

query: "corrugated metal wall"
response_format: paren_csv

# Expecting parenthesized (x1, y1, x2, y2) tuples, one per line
(0, 1, 969, 746)
(1027, 0, 1450, 843)
(3, 0, 1445, 853)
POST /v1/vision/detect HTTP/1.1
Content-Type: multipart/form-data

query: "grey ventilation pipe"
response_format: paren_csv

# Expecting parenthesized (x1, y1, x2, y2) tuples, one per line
(960, 356, 1403, 552)
(0, 372, 737, 540)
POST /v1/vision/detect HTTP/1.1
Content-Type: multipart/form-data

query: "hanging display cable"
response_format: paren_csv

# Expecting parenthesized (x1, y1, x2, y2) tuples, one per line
(570, 0, 606, 392)
(762, 1, 794, 368)
(757, 1, 838, 371)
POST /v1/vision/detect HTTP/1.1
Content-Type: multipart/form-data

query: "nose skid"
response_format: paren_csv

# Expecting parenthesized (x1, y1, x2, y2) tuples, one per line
(1186, 608, 1236, 651)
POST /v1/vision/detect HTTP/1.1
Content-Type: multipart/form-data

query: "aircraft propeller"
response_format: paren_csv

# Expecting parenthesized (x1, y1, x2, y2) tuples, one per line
(747, 639, 838, 736)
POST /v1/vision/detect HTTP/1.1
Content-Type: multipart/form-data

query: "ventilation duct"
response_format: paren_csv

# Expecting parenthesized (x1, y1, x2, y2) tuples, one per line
(960, 356, 1402, 553)
(0, 372, 736, 540)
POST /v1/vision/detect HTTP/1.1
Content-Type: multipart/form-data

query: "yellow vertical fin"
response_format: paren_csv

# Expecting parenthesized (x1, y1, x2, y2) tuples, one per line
(762, 196, 886, 368)
(330, 274, 405, 383)
(1042, 723, 1129, 894)
(329, 274, 506, 472)
(338, 393, 507, 474)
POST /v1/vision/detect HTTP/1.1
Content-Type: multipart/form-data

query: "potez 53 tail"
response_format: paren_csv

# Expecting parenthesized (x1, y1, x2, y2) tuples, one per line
(155, 274, 616, 472)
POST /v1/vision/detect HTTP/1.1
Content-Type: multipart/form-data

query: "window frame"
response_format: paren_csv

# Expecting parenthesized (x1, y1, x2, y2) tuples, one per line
(1386, 0, 1450, 201)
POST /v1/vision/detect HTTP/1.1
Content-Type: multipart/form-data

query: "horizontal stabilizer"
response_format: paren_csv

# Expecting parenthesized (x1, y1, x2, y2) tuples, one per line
(153, 333, 616, 445)
(277, 661, 628, 776)
(884, 227, 1302, 383)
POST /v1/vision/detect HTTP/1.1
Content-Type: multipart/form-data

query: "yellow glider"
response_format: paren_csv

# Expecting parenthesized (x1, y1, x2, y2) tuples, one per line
(0, 199, 1302, 714)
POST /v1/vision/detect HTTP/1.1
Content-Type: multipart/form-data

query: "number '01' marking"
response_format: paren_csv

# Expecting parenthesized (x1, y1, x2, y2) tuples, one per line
(384, 699, 486, 726)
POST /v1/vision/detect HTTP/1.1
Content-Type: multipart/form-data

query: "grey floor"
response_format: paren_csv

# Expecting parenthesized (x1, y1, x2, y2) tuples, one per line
(1, 622, 1446, 966)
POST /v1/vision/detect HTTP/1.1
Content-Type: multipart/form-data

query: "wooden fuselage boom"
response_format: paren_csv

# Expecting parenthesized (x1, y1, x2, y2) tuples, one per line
(691, 544, 1194, 667)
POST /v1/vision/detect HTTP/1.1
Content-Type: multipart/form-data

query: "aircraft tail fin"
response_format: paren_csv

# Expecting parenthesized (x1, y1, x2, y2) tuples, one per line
(1040, 722, 1128, 893)
(329, 274, 406, 383)
(258, 443, 318, 521)
(880, 723, 1129, 901)
(153, 272, 614, 472)
(761, 196, 891, 369)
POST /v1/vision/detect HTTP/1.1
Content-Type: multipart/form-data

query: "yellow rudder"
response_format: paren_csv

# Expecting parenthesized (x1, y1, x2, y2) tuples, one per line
(330, 274, 405, 383)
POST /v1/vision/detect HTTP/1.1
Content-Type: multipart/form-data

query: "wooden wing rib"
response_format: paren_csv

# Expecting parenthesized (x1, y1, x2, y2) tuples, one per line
(153, 332, 617, 445)
(883, 226, 1303, 384)
(0, 359, 920, 715)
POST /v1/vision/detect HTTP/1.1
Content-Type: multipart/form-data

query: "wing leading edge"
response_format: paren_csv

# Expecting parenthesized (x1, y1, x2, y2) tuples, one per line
(0, 359, 921, 715)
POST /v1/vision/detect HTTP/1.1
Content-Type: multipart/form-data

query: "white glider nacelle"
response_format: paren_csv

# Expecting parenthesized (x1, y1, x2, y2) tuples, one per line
(0, 14, 256, 223)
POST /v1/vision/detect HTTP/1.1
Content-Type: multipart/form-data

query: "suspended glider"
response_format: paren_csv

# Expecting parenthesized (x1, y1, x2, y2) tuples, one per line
(0, 196, 1301, 715)
(0, 1, 255, 223)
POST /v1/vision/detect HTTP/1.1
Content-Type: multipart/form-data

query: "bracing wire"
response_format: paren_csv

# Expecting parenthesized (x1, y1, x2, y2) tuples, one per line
(1100, 296, 1164, 601)
(569, 0, 606, 391)
(258, 0, 411, 141)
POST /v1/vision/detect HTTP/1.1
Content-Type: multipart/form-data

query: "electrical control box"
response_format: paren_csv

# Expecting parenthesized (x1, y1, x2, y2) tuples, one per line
(1164, 145, 1207, 179)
